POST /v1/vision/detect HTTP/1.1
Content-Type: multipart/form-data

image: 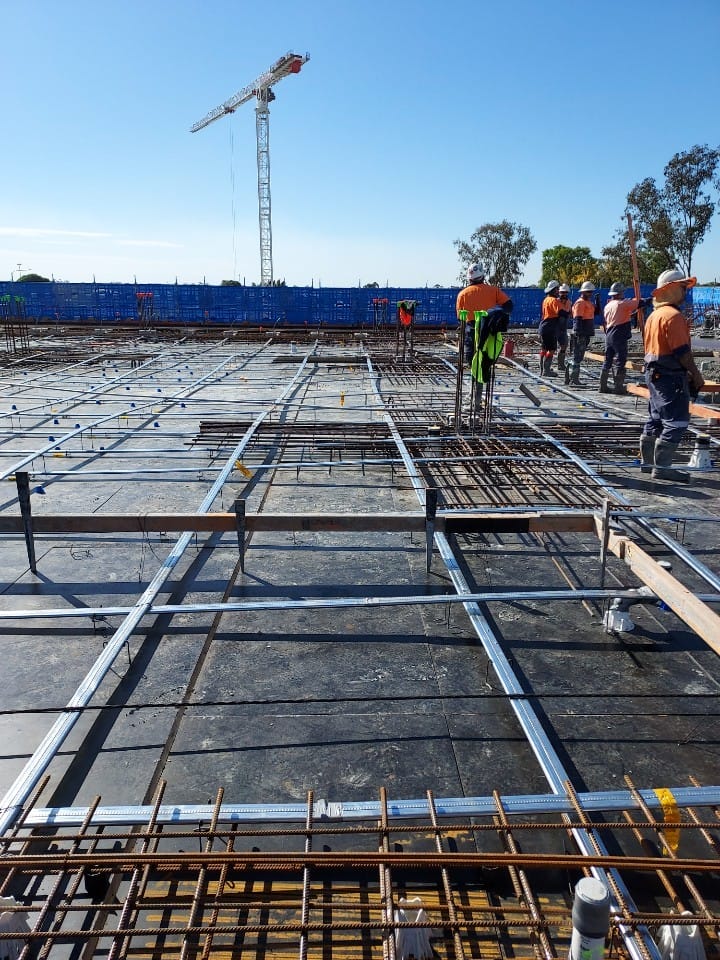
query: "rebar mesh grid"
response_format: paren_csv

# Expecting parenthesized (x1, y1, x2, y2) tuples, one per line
(2, 781, 720, 960)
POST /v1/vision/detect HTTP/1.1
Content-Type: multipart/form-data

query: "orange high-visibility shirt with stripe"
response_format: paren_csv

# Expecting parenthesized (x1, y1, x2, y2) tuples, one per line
(643, 304, 691, 364)
(572, 298, 596, 320)
(456, 283, 509, 317)
(541, 295, 562, 320)
(603, 298, 638, 330)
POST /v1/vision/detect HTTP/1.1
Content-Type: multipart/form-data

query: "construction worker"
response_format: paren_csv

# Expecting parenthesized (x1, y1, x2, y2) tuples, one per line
(567, 281, 601, 385)
(456, 263, 513, 363)
(556, 284, 571, 371)
(599, 282, 644, 394)
(539, 280, 567, 377)
(639, 269, 704, 482)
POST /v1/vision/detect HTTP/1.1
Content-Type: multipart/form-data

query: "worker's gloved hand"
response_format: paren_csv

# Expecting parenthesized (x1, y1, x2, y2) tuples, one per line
(690, 370, 705, 398)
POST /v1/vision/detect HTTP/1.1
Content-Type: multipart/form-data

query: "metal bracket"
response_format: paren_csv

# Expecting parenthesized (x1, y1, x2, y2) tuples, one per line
(16, 472, 36, 574)
(425, 488, 437, 573)
(599, 499, 611, 588)
(313, 799, 343, 820)
(234, 498, 246, 573)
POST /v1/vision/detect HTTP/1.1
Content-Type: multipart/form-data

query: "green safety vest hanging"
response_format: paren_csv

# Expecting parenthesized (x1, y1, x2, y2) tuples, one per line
(469, 310, 504, 383)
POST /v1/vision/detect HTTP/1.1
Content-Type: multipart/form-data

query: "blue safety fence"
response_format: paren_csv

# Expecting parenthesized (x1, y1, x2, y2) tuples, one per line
(0, 281, 663, 328)
(692, 286, 720, 312)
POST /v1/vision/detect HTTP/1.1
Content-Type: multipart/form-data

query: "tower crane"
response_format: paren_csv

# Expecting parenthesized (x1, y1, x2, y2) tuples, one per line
(190, 51, 309, 287)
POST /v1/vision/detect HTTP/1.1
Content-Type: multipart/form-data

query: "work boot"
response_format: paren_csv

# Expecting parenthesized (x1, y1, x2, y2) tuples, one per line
(599, 369, 611, 393)
(652, 439, 690, 483)
(569, 369, 581, 385)
(542, 355, 557, 377)
(613, 368, 628, 395)
(539, 353, 545, 375)
(639, 435, 655, 473)
(564, 364, 571, 384)
(557, 349, 566, 371)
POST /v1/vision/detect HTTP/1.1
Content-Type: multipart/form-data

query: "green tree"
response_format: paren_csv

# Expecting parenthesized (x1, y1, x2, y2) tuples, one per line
(363, 281, 380, 288)
(454, 220, 536, 287)
(595, 230, 666, 287)
(540, 245, 598, 286)
(221, 279, 243, 286)
(626, 144, 720, 276)
(17, 273, 50, 282)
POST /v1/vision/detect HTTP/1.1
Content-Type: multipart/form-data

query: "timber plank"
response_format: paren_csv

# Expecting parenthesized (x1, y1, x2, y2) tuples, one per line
(599, 523, 720, 654)
(0, 510, 598, 536)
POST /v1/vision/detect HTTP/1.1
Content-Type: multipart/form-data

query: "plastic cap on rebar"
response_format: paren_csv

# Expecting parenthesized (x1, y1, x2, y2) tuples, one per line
(572, 877, 610, 938)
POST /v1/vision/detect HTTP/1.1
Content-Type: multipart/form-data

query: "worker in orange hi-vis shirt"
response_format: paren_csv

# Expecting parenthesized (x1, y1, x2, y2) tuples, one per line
(539, 280, 569, 377)
(567, 281, 601, 385)
(639, 269, 704, 483)
(599, 282, 646, 395)
(456, 263, 513, 363)
(556, 284, 572, 371)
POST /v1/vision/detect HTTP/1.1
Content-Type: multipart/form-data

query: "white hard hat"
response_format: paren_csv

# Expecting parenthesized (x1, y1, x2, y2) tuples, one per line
(608, 282, 624, 297)
(467, 263, 486, 282)
(653, 268, 697, 294)
(580, 281, 595, 292)
(544, 280, 560, 294)
(558, 283, 570, 293)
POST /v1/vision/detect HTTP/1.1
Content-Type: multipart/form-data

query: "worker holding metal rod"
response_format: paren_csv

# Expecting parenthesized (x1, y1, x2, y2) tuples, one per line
(599, 282, 645, 395)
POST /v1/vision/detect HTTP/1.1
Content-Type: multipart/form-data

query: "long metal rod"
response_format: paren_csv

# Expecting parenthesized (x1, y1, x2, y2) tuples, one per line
(627, 517, 720, 595)
(4, 588, 719, 622)
(17, 783, 720, 828)
(0, 348, 314, 833)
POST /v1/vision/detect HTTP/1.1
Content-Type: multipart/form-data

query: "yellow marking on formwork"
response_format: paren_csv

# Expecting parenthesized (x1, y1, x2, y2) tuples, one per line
(654, 787, 681, 854)
(235, 461, 253, 478)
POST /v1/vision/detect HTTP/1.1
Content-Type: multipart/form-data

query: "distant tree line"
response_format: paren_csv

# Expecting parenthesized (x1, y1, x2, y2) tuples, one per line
(455, 144, 720, 287)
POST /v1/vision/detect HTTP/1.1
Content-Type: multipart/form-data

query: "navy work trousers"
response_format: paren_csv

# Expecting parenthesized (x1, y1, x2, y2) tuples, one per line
(539, 318, 558, 351)
(641, 367, 690, 445)
(556, 316, 568, 350)
(602, 323, 632, 372)
(570, 333, 591, 375)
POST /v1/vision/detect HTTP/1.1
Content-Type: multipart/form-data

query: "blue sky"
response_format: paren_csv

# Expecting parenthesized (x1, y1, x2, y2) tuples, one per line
(2, 0, 719, 287)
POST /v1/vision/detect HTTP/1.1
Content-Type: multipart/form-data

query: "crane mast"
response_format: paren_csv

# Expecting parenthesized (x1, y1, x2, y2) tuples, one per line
(190, 52, 309, 286)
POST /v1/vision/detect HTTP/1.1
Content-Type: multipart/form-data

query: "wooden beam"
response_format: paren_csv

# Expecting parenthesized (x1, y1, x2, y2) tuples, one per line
(0, 510, 599, 537)
(598, 520, 720, 654)
(625, 384, 720, 418)
(585, 351, 645, 372)
(443, 512, 596, 534)
(585, 351, 720, 392)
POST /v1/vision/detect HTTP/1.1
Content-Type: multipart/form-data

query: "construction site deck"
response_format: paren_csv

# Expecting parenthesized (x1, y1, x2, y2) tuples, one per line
(1, 324, 719, 960)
